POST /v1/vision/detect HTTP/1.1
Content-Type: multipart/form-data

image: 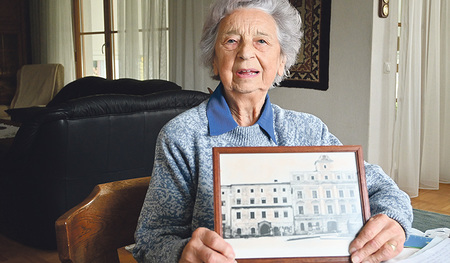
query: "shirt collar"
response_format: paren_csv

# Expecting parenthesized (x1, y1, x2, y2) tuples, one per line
(206, 83, 277, 143)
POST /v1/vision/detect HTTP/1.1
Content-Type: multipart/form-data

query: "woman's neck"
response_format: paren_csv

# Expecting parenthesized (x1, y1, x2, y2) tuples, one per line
(224, 91, 267, 127)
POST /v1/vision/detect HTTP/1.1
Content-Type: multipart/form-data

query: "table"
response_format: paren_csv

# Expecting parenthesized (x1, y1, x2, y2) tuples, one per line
(0, 119, 20, 159)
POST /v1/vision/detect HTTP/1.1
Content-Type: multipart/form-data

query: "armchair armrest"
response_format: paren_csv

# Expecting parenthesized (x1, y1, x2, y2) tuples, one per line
(55, 176, 151, 263)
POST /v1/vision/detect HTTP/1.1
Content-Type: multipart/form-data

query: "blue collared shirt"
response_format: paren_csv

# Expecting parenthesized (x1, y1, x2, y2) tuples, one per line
(206, 83, 277, 144)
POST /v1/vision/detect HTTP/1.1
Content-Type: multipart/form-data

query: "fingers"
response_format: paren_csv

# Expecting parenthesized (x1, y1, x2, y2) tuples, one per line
(180, 227, 236, 263)
(195, 228, 235, 261)
(349, 214, 405, 263)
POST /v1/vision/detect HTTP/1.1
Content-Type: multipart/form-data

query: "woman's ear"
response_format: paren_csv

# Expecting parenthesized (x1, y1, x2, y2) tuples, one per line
(277, 55, 287, 76)
(213, 59, 219, 76)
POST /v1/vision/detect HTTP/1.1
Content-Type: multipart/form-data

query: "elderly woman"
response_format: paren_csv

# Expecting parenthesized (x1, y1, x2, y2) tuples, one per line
(133, 0, 413, 262)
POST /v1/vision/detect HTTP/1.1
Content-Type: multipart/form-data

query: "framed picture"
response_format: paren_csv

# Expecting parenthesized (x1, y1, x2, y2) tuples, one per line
(280, 0, 331, 91)
(213, 145, 370, 262)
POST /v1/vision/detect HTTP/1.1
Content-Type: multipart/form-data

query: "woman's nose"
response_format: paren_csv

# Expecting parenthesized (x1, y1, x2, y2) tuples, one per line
(238, 41, 255, 60)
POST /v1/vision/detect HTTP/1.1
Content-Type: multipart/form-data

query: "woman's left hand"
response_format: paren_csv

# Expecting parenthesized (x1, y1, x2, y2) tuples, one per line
(349, 214, 406, 263)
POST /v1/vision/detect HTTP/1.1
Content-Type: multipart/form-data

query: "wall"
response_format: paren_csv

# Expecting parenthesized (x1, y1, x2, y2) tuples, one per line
(367, 0, 398, 171)
(269, 0, 374, 157)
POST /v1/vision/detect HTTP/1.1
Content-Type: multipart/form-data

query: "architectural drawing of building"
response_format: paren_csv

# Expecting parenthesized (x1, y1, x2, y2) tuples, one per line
(220, 154, 363, 239)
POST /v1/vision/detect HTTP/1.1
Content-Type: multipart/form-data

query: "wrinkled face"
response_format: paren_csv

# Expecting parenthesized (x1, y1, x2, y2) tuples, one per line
(213, 8, 286, 95)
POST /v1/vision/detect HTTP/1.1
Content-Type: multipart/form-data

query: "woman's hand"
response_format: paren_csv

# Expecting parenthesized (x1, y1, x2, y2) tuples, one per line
(349, 214, 406, 263)
(180, 227, 236, 263)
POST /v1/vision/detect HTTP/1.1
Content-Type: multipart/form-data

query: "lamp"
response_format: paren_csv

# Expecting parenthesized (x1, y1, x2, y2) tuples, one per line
(379, 0, 389, 18)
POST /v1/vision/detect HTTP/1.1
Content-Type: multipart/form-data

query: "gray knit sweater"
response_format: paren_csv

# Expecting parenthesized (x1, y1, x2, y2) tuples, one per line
(133, 101, 413, 262)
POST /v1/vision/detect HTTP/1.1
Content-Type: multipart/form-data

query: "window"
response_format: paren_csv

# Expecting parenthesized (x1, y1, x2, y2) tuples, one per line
(273, 188, 277, 192)
(250, 188, 254, 193)
(339, 190, 344, 198)
(73, 0, 169, 79)
(74, 0, 117, 79)
(282, 197, 288, 203)
(312, 190, 318, 199)
(350, 190, 355, 197)
(237, 189, 241, 193)
(261, 197, 266, 204)
(262, 211, 266, 218)
(236, 198, 241, 205)
(298, 206, 304, 214)
(236, 212, 241, 219)
(297, 191, 303, 199)
(328, 205, 333, 214)
(221, 201, 225, 206)
(250, 198, 255, 204)
(273, 197, 278, 203)
(326, 190, 332, 198)
(222, 214, 226, 221)
(250, 212, 255, 219)
(314, 205, 319, 214)
(284, 211, 288, 217)
(340, 205, 346, 214)
(274, 211, 279, 218)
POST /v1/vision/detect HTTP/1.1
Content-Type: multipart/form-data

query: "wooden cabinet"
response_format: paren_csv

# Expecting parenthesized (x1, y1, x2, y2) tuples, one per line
(0, 0, 30, 105)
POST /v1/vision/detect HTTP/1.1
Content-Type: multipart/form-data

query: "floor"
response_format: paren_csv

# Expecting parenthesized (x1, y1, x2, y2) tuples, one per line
(0, 183, 449, 262)
(410, 183, 450, 215)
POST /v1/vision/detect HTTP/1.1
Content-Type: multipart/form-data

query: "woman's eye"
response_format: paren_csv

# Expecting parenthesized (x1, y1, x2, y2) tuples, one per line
(226, 39, 237, 44)
(257, 39, 268, 44)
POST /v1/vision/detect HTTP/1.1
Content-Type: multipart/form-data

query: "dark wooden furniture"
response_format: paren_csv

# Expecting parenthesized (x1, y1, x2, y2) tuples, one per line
(0, 0, 30, 105)
(55, 176, 151, 263)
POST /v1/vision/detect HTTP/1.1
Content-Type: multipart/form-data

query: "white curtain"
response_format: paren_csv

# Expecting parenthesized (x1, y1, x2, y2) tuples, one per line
(29, 0, 76, 85)
(30, 0, 216, 88)
(391, 0, 450, 197)
(168, 0, 218, 91)
(117, 0, 168, 80)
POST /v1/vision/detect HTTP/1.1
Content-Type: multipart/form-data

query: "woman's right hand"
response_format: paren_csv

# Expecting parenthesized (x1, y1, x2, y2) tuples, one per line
(179, 227, 236, 263)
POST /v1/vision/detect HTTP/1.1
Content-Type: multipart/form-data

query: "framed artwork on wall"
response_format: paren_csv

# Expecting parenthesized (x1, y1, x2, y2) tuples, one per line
(213, 145, 370, 262)
(280, 0, 332, 91)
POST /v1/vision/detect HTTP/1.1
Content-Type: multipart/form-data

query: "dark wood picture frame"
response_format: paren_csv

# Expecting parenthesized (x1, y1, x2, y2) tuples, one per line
(280, 0, 332, 91)
(213, 145, 370, 262)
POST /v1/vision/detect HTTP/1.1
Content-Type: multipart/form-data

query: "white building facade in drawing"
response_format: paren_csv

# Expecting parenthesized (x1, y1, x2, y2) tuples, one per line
(220, 154, 362, 238)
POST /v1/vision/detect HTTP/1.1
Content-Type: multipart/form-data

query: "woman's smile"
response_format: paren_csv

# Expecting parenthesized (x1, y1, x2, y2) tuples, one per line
(236, 68, 260, 78)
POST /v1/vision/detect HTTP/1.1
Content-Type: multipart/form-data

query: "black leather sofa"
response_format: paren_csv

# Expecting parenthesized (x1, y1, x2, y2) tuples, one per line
(6, 76, 183, 123)
(0, 88, 209, 249)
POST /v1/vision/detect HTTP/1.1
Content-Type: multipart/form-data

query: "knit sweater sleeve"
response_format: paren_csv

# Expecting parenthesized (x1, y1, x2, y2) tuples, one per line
(364, 162, 413, 236)
(133, 118, 197, 262)
(313, 113, 413, 235)
(312, 113, 413, 235)
(281, 108, 413, 236)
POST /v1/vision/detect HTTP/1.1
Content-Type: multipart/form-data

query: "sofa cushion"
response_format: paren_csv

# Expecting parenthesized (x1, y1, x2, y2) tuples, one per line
(47, 77, 182, 107)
